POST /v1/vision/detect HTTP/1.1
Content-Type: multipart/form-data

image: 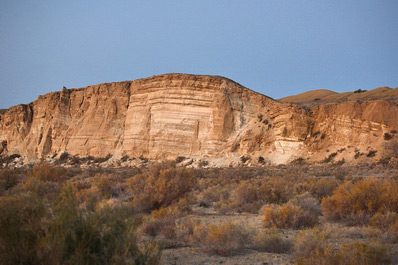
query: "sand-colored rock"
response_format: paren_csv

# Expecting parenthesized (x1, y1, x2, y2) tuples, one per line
(279, 86, 398, 105)
(1, 73, 397, 164)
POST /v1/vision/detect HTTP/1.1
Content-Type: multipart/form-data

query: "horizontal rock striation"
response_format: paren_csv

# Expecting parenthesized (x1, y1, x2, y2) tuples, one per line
(1, 73, 397, 164)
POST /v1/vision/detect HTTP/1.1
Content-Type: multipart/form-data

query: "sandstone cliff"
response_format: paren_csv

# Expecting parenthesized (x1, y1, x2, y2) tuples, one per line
(1, 74, 397, 164)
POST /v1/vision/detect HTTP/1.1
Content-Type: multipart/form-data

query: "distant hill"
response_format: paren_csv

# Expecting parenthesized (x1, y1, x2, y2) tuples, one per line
(279, 86, 398, 105)
(0, 109, 7, 114)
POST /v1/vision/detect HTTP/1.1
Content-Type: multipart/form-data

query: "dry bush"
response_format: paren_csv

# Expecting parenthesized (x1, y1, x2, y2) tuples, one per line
(232, 180, 260, 204)
(0, 183, 160, 265)
(141, 217, 176, 238)
(93, 173, 124, 198)
(294, 228, 336, 265)
(190, 222, 249, 256)
(29, 162, 69, 182)
(128, 164, 197, 211)
(0, 170, 19, 193)
(262, 199, 319, 229)
(252, 230, 292, 253)
(307, 178, 339, 200)
(322, 178, 398, 223)
(370, 212, 398, 231)
(337, 241, 391, 265)
(22, 177, 62, 200)
(294, 228, 390, 265)
(174, 217, 202, 244)
(197, 186, 224, 207)
(140, 198, 192, 239)
(262, 178, 294, 204)
(0, 193, 48, 265)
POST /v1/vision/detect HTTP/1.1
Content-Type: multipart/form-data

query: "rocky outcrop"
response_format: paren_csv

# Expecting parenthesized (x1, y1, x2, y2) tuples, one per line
(1, 73, 397, 164)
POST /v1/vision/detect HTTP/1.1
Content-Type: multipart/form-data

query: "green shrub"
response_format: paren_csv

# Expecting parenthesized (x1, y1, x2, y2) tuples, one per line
(0, 183, 161, 265)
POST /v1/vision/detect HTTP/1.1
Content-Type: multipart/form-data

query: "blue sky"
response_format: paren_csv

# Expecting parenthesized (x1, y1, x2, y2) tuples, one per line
(1, 1, 397, 108)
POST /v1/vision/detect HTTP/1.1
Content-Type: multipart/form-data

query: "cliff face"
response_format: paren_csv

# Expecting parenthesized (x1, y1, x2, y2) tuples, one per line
(1, 74, 397, 164)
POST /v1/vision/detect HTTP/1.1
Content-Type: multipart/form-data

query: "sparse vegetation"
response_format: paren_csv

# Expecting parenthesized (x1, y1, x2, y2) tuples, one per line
(252, 230, 292, 253)
(322, 152, 338, 163)
(322, 178, 398, 224)
(1, 162, 398, 264)
(190, 222, 249, 256)
(384, 132, 394, 140)
(294, 228, 390, 265)
(367, 150, 377, 157)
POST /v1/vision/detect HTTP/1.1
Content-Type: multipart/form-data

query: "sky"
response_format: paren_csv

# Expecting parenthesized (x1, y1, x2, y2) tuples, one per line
(0, 1, 397, 109)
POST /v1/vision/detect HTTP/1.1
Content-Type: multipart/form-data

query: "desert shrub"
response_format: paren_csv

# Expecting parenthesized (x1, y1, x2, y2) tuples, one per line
(261, 178, 293, 204)
(322, 178, 398, 223)
(93, 153, 112, 163)
(198, 159, 208, 167)
(307, 178, 338, 200)
(225, 178, 294, 213)
(0, 182, 161, 265)
(0, 153, 21, 165)
(174, 217, 201, 244)
(367, 150, 377, 157)
(198, 187, 222, 207)
(139, 155, 148, 163)
(370, 212, 398, 231)
(93, 173, 123, 198)
(290, 193, 322, 216)
(294, 229, 391, 265)
(175, 156, 186, 163)
(128, 164, 197, 211)
(262, 202, 318, 229)
(294, 228, 336, 265)
(338, 242, 390, 265)
(141, 217, 176, 238)
(240, 156, 250, 164)
(290, 157, 306, 165)
(44, 184, 160, 265)
(370, 212, 398, 242)
(0, 193, 48, 265)
(384, 133, 394, 140)
(141, 200, 192, 239)
(29, 162, 68, 182)
(258, 156, 265, 164)
(0, 169, 19, 192)
(121, 155, 129, 162)
(322, 152, 338, 163)
(252, 230, 292, 253)
(59, 152, 69, 161)
(190, 222, 249, 256)
(231, 180, 260, 204)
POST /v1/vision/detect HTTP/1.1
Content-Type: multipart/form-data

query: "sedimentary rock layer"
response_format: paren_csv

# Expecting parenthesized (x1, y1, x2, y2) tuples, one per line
(1, 74, 397, 163)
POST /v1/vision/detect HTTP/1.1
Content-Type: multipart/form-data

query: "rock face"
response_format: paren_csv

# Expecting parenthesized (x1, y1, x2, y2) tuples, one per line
(1, 73, 397, 164)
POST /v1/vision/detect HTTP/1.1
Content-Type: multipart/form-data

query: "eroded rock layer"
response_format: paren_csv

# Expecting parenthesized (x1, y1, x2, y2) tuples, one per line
(1, 74, 397, 164)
